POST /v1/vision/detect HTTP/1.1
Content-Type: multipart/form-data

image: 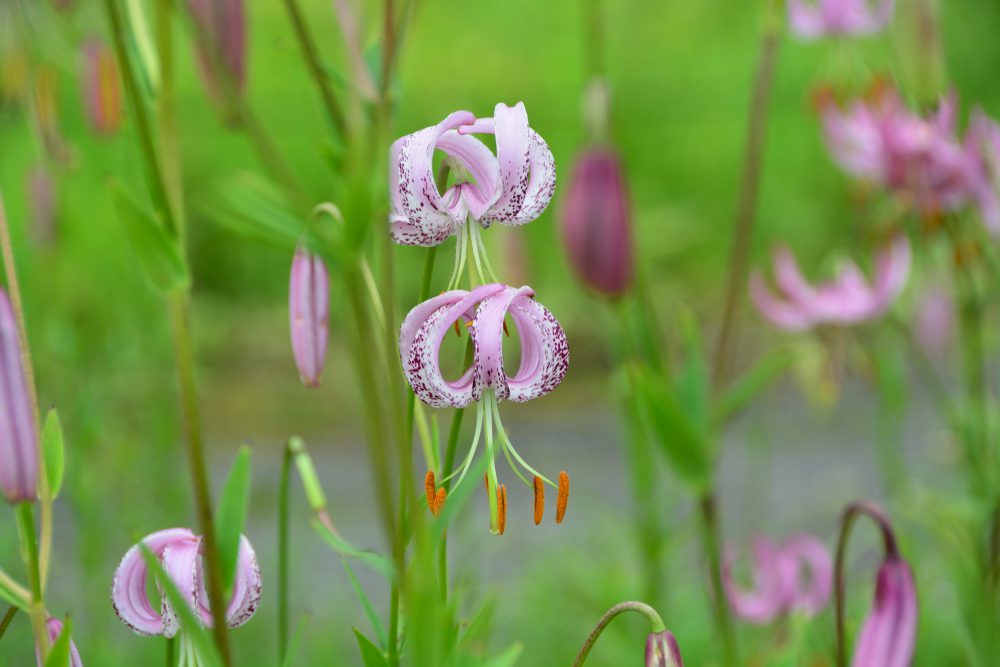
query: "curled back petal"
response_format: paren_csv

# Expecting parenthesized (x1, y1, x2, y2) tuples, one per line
(159, 536, 203, 638)
(223, 536, 262, 628)
(749, 272, 814, 332)
(723, 538, 790, 624)
(111, 528, 199, 637)
(390, 110, 476, 246)
(782, 534, 833, 615)
(435, 131, 500, 220)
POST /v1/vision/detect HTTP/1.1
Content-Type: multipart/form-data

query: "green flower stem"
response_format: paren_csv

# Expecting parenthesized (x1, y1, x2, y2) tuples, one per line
(166, 637, 176, 667)
(16, 503, 48, 659)
(571, 601, 666, 667)
(697, 492, 737, 666)
(278, 444, 293, 661)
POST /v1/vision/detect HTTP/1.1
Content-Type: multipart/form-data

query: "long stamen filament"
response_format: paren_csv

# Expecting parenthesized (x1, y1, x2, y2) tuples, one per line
(471, 220, 500, 283)
(444, 399, 484, 487)
(484, 393, 499, 534)
(447, 225, 467, 291)
(490, 393, 556, 488)
(468, 220, 486, 286)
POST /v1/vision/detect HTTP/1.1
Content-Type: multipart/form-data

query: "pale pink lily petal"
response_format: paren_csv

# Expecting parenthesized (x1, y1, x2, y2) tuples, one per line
(0, 289, 38, 504)
(159, 535, 203, 638)
(851, 557, 917, 667)
(37, 618, 84, 667)
(749, 271, 815, 332)
(723, 538, 790, 624)
(783, 534, 834, 614)
(788, 0, 895, 39)
(289, 248, 330, 387)
(197, 535, 261, 628)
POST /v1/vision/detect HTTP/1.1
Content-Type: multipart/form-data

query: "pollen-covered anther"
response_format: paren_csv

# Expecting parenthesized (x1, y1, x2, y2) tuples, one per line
(502, 319, 510, 338)
(433, 487, 447, 516)
(533, 475, 544, 525)
(453, 320, 461, 337)
(497, 484, 508, 536)
(425, 471, 437, 513)
(556, 471, 570, 524)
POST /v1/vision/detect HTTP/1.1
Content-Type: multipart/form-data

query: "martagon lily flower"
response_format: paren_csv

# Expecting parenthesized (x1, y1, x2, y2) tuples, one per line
(750, 234, 911, 332)
(112, 529, 261, 663)
(788, 0, 895, 39)
(389, 102, 556, 248)
(400, 283, 569, 534)
(724, 534, 833, 624)
(0, 288, 38, 504)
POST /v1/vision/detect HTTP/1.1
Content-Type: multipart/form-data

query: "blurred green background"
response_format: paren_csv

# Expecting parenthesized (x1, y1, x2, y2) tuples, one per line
(2, 0, 1000, 664)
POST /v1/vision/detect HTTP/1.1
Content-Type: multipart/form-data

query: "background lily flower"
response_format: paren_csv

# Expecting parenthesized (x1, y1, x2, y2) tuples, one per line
(0, 288, 38, 504)
(289, 247, 329, 387)
(560, 148, 634, 297)
(724, 534, 833, 624)
(389, 103, 555, 246)
(112, 528, 261, 638)
(750, 234, 911, 332)
(37, 617, 84, 667)
(188, 0, 246, 100)
(80, 37, 121, 136)
(788, 0, 895, 39)
(645, 629, 684, 667)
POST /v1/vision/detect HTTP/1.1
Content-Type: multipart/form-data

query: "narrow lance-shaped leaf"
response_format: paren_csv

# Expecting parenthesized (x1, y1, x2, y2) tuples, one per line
(41, 409, 65, 501)
(111, 182, 189, 293)
(215, 446, 252, 595)
(354, 628, 390, 667)
(43, 616, 72, 667)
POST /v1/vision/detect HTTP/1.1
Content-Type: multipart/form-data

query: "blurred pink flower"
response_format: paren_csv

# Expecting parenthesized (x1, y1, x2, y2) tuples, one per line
(788, 0, 895, 39)
(646, 629, 685, 667)
(289, 247, 329, 387)
(0, 288, 38, 504)
(560, 148, 634, 297)
(36, 618, 83, 667)
(965, 109, 1000, 233)
(26, 167, 57, 246)
(750, 234, 911, 332)
(822, 92, 975, 217)
(723, 534, 833, 624)
(80, 37, 122, 136)
(188, 0, 246, 100)
(914, 283, 954, 356)
(390, 103, 556, 246)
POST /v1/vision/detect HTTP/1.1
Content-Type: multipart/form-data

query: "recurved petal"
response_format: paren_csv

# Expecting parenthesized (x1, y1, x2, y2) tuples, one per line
(111, 528, 199, 637)
(159, 535, 203, 638)
(390, 110, 476, 246)
(851, 557, 917, 667)
(224, 536, 262, 628)
(782, 534, 833, 615)
(749, 272, 814, 332)
(435, 130, 501, 220)
(723, 537, 790, 624)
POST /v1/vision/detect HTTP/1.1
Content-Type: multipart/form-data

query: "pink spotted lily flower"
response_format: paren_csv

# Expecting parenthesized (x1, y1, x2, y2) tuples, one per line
(289, 247, 329, 387)
(0, 289, 38, 504)
(724, 534, 833, 624)
(37, 618, 83, 667)
(112, 529, 261, 662)
(400, 283, 569, 534)
(750, 234, 911, 332)
(389, 102, 556, 247)
(788, 0, 895, 39)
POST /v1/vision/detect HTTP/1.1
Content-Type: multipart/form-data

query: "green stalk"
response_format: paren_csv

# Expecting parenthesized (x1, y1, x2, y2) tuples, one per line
(278, 445, 293, 661)
(166, 637, 175, 667)
(571, 601, 666, 667)
(0, 606, 17, 643)
(16, 504, 48, 659)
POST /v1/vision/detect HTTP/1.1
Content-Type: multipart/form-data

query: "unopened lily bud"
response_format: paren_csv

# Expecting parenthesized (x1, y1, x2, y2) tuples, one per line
(0, 289, 38, 503)
(289, 247, 329, 387)
(645, 630, 684, 667)
(560, 149, 634, 297)
(80, 37, 122, 136)
(36, 618, 83, 667)
(289, 436, 327, 513)
(852, 556, 916, 667)
(188, 0, 247, 101)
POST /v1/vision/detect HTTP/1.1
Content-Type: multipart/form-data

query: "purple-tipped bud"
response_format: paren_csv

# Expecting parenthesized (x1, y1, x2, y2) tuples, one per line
(560, 148, 634, 297)
(36, 618, 84, 667)
(851, 557, 917, 667)
(645, 630, 684, 667)
(0, 289, 38, 503)
(188, 0, 247, 100)
(289, 248, 329, 387)
(80, 37, 122, 136)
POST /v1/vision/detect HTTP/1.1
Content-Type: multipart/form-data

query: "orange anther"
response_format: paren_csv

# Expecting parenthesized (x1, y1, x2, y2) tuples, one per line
(425, 471, 436, 512)
(556, 471, 570, 524)
(497, 484, 507, 536)
(533, 476, 544, 525)
(433, 487, 447, 516)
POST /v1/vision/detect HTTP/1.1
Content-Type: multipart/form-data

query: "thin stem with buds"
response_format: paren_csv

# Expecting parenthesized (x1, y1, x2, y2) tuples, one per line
(571, 601, 666, 667)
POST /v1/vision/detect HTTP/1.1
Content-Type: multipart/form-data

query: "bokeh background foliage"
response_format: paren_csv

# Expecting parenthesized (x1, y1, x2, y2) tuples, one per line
(2, 0, 1000, 664)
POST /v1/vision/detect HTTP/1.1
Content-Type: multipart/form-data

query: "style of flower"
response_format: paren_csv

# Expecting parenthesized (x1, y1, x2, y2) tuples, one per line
(400, 283, 569, 534)
(723, 534, 833, 624)
(36, 617, 83, 667)
(289, 247, 329, 387)
(112, 529, 261, 662)
(750, 234, 911, 332)
(389, 102, 556, 247)
(0, 288, 38, 504)
(821, 91, 975, 218)
(788, 0, 895, 40)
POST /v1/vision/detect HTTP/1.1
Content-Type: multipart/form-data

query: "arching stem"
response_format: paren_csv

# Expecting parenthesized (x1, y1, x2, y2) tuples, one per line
(571, 601, 666, 667)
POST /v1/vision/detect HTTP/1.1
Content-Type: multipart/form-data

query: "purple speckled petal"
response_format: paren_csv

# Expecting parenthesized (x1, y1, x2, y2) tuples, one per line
(851, 557, 917, 667)
(389, 111, 477, 246)
(289, 248, 330, 387)
(435, 130, 501, 220)
(159, 536, 203, 638)
(196, 534, 262, 628)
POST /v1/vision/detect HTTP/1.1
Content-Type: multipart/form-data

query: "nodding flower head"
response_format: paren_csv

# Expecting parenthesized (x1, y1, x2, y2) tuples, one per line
(822, 91, 977, 218)
(400, 283, 569, 534)
(645, 629, 684, 667)
(289, 247, 330, 387)
(188, 0, 247, 101)
(0, 288, 38, 504)
(724, 534, 833, 624)
(389, 102, 556, 247)
(788, 0, 895, 39)
(80, 37, 122, 136)
(112, 528, 261, 648)
(37, 617, 84, 667)
(750, 234, 911, 332)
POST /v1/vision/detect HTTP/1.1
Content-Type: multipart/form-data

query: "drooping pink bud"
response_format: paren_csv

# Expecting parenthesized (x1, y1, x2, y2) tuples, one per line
(80, 37, 122, 136)
(36, 617, 84, 667)
(188, 0, 247, 100)
(645, 629, 684, 667)
(851, 556, 917, 667)
(289, 248, 329, 387)
(560, 148, 634, 297)
(0, 289, 38, 503)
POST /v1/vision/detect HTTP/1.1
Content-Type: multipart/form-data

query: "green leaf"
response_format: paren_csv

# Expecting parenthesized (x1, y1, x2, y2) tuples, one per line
(354, 628, 390, 667)
(138, 545, 223, 667)
(482, 643, 523, 667)
(43, 616, 72, 667)
(279, 615, 310, 667)
(459, 597, 495, 653)
(0, 569, 29, 609)
(214, 446, 252, 595)
(40, 409, 65, 500)
(634, 366, 711, 489)
(343, 560, 388, 649)
(311, 518, 395, 581)
(111, 183, 189, 293)
(713, 349, 794, 423)
(674, 312, 710, 438)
